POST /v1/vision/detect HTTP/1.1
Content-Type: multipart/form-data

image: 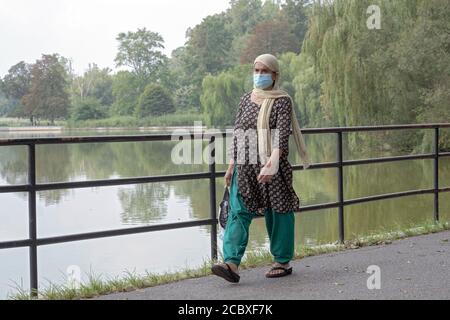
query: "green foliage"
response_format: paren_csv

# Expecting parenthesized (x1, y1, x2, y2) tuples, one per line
(71, 63, 113, 106)
(227, 0, 264, 36)
(291, 53, 324, 127)
(0, 61, 32, 118)
(67, 111, 204, 128)
(111, 71, 140, 117)
(135, 83, 175, 118)
(281, 0, 309, 44)
(21, 54, 70, 123)
(240, 18, 300, 63)
(299, 0, 450, 150)
(200, 64, 252, 128)
(186, 13, 234, 75)
(0, 85, 16, 117)
(1, 61, 32, 101)
(115, 28, 168, 92)
(70, 96, 108, 121)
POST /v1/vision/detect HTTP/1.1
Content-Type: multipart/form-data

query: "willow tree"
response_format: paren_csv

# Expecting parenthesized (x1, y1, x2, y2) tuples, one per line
(296, 0, 450, 151)
(200, 64, 252, 128)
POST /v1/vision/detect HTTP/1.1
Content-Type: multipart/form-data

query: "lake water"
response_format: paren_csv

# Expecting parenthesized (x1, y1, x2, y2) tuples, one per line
(0, 128, 449, 299)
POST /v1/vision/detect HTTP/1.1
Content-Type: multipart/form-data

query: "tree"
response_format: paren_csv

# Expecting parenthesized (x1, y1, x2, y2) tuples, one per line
(0, 83, 15, 117)
(185, 13, 234, 75)
(21, 54, 70, 124)
(1, 61, 32, 100)
(240, 18, 299, 63)
(70, 96, 108, 121)
(167, 47, 200, 110)
(1, 61, 32, 117)
(404, 0, 450, 149)
(227, 0, 264, 36)
(292, 53, 323, 127)
(298, 0, 450, 150)
(71, 63, 113, 106)
(115, 28, 168, 92)
(200, 64, 252, 128)
(281, 0, 309, 46)
(175, 13, 235, 110)
(135, 83, 175, 118)
(111, 71, 141, 116)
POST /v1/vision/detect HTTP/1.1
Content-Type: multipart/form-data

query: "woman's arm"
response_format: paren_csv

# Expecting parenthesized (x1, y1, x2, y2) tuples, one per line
(227, 95, 245, 166)
(225, 95, 245, 186)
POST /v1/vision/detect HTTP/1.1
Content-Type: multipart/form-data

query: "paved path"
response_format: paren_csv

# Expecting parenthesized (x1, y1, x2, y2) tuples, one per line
(97, 231, 450, 300)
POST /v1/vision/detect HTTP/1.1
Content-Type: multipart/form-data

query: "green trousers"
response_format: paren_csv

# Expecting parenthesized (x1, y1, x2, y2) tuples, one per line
(223, 165, 295, 266)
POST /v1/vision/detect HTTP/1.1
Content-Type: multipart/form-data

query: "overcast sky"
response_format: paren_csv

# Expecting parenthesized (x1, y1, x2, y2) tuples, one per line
(0, 0, 231, 77)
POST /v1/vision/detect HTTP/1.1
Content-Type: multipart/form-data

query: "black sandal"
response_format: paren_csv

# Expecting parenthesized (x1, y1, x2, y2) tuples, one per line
(265, 266, 293, 278)
(211, 263, 240, 283)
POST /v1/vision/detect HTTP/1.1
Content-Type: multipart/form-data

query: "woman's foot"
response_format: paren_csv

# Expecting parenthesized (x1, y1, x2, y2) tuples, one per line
(219, 262, 239, 274)
(211, 262, 240, 283)
(265, 262, 293, 278)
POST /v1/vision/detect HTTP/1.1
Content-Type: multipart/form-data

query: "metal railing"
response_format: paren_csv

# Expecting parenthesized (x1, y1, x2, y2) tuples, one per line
(0, 123, 449, 296)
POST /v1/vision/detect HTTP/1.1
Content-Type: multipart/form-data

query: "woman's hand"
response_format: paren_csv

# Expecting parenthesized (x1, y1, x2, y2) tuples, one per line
(258, 149, 280, 184)
(257, 161, 274, 184)
(224, 161, 235, 187)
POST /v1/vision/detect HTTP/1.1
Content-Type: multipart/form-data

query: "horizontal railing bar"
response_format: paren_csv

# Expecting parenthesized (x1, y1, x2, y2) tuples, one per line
(0, 172, 212, 193)
(343, 153, 435, 166)
(35, 172, 213, 191)
(292, 153, 437, 171)
(0, 134, 199, 146)
(0, 239, 32, 250)
(292, 162, 337, 171)
(18, 219, 218, 248)
(0, 184, 29, 194)
(344, 188, 435, 206)
(295, 201, 341, 213)
(1, 124, 450, 146)
(300, 123, 450, 134)
(36, 219, 217, 246)
(0, 133, 233, 146)
(0, 219, 216, 249)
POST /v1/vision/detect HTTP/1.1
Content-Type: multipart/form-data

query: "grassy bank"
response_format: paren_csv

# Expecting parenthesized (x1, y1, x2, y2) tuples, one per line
(66, 112, 206, 129)
(9, 219, 450, 300)
(0, 117, 67, 127)
(0, 112, 206, 129)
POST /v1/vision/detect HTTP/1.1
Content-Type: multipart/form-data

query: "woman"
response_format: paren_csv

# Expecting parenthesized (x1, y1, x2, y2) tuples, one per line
(211, 54, 311, 283)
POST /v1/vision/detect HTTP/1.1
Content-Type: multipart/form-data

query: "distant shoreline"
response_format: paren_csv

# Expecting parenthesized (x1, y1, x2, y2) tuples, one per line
(0, 126, 207, 133)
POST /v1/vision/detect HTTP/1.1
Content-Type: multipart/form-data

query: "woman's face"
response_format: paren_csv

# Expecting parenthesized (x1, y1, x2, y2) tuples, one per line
(254, 62, 277, 83)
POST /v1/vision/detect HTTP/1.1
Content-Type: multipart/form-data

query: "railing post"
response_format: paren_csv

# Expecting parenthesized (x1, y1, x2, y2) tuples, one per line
(337, 132, 345, 243)
(28, 144, 38, 297)
(434, 127, 440, 222)
(208, 136, 218, 261)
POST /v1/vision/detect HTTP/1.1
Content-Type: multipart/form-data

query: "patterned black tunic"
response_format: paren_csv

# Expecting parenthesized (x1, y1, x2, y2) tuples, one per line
(228, 92, 301, 215)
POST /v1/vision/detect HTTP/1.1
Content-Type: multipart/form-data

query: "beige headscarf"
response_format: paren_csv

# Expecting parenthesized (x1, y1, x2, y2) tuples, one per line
(253, 53, 311, 170)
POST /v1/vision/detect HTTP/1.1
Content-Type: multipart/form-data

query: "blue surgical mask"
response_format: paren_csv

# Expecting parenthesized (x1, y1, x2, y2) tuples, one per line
(253, 73, 274, 89)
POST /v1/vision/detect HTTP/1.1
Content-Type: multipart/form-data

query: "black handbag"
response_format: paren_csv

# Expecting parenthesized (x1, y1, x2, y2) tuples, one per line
(219, 186, 230, 229)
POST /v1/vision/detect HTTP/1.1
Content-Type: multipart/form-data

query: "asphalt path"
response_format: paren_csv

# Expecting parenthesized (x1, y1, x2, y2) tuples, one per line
(96, 231, 450, 300)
